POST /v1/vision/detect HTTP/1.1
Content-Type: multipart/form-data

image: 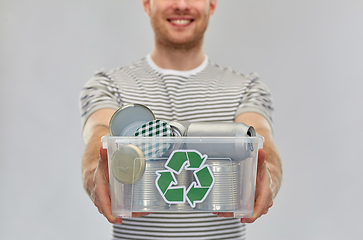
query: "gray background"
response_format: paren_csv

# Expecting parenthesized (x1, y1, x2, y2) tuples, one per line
(1, 0, 362, 239)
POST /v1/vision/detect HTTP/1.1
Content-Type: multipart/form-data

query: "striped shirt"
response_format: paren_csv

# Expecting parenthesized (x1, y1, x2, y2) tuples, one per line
(79, 55, 274, 239)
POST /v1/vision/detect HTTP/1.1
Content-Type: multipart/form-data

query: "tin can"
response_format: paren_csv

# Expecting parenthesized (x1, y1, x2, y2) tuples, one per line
(194, 158, 235, 211)
(111, 144, 146, 185)
(168, 121, 191, 137)
(109, 103, 154, 194)
(166, 165, 194, 211)
(109, 103, 155, 136)
(168, 121, 256, 161)
(131, 159, 169, 211)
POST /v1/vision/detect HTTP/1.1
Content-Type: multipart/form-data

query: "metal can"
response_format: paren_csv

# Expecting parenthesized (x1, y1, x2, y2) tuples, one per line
(109, 103, 155, 136)
(194, 158, 235, 211)
(131, 159, 170, 211)
(168, 121, 256, 161)
(168, 121, 191, 136)
(111, 144, 146, 185)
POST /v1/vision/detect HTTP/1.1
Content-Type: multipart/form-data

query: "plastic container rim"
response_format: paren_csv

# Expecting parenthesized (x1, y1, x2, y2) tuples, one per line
(102, 135, 264, 145)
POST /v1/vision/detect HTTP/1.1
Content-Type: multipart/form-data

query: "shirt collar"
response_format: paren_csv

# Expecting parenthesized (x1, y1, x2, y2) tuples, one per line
(146, 54, 209, 77)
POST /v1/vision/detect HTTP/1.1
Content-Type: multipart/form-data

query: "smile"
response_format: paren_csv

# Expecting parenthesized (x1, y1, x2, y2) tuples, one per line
(168, 19, 194, 26)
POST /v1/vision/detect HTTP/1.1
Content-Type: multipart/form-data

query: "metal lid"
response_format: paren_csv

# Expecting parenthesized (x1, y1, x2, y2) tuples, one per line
(109, 104, 155, 136)
(134, 120, 174, 159)
(111, 144, 146, 184)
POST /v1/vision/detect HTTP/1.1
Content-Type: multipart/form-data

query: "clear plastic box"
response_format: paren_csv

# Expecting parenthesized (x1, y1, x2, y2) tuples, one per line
(102, 136, 264, 218)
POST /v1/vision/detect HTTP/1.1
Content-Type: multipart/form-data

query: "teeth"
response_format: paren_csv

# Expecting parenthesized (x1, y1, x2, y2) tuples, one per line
(171, 19, 190, 25)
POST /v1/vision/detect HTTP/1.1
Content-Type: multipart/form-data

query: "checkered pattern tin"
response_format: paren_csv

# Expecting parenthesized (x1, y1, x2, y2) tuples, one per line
(134, 120, 174, 159)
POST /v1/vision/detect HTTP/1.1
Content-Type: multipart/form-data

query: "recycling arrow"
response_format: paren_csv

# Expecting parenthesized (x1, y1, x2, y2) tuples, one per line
(186, 151, 207, 169)
(156, 171, 175, 194)
(155, 170, 185, 204)
(195, 165, 214, 187)
(186, 182, 209, 208)
(155, 150, 215, 208)
(166, 151, 189, 174)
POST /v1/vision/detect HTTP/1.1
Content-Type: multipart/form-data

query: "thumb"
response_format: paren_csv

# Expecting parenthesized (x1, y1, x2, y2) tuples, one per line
(257, 149, 266, 168)
(100, 147, 108, 161)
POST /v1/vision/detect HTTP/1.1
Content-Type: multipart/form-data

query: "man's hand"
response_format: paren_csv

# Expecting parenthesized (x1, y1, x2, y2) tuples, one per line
(87, 147, 122, 224)
(240, 149, 273, 223)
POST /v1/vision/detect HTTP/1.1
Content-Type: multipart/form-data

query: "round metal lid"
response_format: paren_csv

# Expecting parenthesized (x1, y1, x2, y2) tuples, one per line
(109, 104, 155, 136)
(134, 119, 174, 159)
(111, 144, 145, 184)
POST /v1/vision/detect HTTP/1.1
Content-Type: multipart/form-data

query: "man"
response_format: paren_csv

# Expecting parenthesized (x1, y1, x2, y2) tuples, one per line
(80, 0, 282, 239)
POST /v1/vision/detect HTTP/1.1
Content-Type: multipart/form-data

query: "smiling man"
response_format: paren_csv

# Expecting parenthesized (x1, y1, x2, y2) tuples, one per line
(79, 0, 282, 239)
(146, 0, 213, 66)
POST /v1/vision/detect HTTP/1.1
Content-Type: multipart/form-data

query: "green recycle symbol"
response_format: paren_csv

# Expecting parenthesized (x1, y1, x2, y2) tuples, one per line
(155, 150, 215, 208)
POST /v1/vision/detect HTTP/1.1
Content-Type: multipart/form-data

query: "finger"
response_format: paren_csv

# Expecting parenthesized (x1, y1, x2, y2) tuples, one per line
(92, 149, 116, 224)
(132, 212, 151, 217)
(257, 149, 266, 167)
(223, 212, 234, 217)
(241, 197, 263, 222)
(262, 207, 269, 215)
(93, 164, 115, 223)
(241, 191, 273, 223)
(95, 182, 117, 223)
(216, 212, 234, 217)
(262, 199, 273, 215)
(115, 218, 123, 224)
(243, 203, 264, 223)
(93, 197, 103, 214)
(212, 212, 234, 217)
(97, 150, 110, 182)
(90, 189, 96, 203)
(100, 147, 108, 161)
(132, 212, 144, 217)
(241, 174, 273, 222)
(246, 194, 270, 222)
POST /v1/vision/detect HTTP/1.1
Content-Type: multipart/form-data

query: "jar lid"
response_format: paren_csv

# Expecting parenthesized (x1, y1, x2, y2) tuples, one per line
(109, 103, 155, 136)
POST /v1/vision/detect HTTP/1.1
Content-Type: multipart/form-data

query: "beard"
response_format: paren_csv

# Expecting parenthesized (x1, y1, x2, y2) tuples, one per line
(150, 16, 209, 51)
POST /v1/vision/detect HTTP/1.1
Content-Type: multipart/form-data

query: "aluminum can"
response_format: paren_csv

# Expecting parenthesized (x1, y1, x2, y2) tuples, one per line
(194, 158, 235, 211)
(168, 121, 256, 161)
(131, 159, 170, 211)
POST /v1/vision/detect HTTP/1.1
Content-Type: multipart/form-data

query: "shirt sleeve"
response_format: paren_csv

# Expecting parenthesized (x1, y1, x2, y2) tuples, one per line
(235, 73, 274, 132)
(79, 71, 122, 130)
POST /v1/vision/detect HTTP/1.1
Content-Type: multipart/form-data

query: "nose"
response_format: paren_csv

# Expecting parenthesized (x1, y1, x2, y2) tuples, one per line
(172, 0, 190, 12)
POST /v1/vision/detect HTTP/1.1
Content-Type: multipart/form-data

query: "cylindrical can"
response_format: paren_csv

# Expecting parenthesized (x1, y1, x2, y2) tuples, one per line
(109, 103, 155, 136)
(168, 121, 191, 136)
(167, 167, 194, 211)
(111, 144, 146, 185)
(186, 122, 255, 138)
(131, 159, 169, 211)
(194, 158, 235, 211)
(168, 121, 256, 161)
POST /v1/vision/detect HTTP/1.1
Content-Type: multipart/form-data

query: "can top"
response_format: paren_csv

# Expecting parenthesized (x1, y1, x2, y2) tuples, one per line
(111, 144, 145, 184)
(109, 104, 155, 136)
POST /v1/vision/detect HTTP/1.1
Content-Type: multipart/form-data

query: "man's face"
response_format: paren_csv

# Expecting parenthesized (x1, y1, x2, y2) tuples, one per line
(143, 0, 217, 50)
